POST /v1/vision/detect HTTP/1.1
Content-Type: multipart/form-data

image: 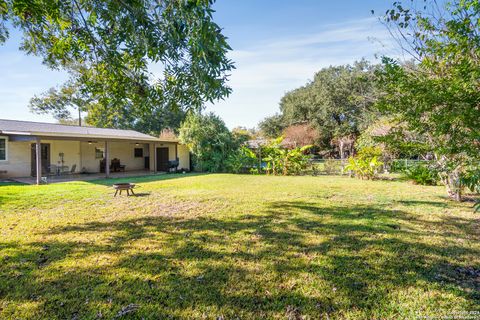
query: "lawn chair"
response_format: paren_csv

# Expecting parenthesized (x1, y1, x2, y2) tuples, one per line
(67, 164, 77, 175)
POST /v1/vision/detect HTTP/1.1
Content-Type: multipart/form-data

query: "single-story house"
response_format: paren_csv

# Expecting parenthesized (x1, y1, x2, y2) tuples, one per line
(0, 119, 190, 184)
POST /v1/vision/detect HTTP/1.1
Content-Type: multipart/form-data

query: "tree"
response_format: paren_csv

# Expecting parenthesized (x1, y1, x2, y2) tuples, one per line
(259, 60, 380, 156)
(30, 73, 187, 134)
(231, 126, 256, 145)
(1, 0, 234, 123)
(356, 116, 432, 162)
(377, 0, 480, 201)
(179, 112, 236, 172)
(29, 79, 91, 126)
(259, 114, 285, 138)
(282, 123, 318, 148)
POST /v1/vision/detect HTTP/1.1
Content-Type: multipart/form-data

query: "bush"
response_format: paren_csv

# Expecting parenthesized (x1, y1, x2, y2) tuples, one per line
(344, 147, 383, 180)
(261, 137, 312, 176)
(225, 146, 258, 174)
(461, 166, 480, 193)
(402, 164, 439, 185)
(460, 166, 480, 211)
(179, 113, 237, 172)
(323, 159, 343, 175)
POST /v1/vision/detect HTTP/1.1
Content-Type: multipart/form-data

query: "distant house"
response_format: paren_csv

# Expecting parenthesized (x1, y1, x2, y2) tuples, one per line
(0, 119, 190, 184)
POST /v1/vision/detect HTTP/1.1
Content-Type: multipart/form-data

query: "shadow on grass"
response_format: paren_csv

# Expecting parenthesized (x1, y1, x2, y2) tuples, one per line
(1, 200, 479, 318)
(396, 199, 449, 208)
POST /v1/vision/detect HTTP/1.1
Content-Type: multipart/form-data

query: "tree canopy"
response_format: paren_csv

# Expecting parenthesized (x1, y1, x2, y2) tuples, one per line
(260, 60, 379, 156)
(377, 0, 480, 200)
(1, 0, 234, 131)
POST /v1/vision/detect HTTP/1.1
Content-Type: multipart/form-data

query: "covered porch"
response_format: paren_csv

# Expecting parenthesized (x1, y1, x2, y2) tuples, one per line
(5, 136, 189, 184)
(0, 119, 190, 184)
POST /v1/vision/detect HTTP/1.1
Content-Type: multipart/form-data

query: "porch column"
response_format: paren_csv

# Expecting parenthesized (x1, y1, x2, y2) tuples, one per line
(105, 141, 110, 178)
(149, 143, 155, 173)
(35, 137, 42, 185)
(154, 143, 158, 172)
(153, 143, 158, 172)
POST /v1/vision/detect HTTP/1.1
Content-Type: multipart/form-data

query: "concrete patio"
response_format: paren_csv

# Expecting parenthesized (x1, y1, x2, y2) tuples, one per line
(11, 170, 166, 184)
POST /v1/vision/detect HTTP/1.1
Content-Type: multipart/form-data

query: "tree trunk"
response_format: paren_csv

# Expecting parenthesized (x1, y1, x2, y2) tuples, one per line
(440, 167, 462, 202)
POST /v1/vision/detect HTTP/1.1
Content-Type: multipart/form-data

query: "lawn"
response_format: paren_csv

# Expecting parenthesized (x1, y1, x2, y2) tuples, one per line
(0, 174, 479, 319)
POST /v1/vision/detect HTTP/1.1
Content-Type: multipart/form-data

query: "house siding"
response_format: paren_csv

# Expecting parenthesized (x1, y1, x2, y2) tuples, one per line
(0, 140, 31, 177)
(178, 144, 190, 170)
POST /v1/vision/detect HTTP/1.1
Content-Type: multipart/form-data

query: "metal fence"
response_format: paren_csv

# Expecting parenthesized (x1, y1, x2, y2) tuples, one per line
(389, 159, 433, 173)
(305, 159, 347, 175)
(304, 158, 432, 176)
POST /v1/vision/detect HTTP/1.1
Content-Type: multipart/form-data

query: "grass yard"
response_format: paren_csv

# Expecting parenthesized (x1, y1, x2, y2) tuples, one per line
(0, 174, 479, 319)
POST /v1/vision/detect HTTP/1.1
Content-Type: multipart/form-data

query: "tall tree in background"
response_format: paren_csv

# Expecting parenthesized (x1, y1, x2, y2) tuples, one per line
(259, 114, 285, 138)
(29, 77, 91, 126)
(377, 0, 480, 201)
(260, 60, 379, 157)
(1, 0, 234, 131)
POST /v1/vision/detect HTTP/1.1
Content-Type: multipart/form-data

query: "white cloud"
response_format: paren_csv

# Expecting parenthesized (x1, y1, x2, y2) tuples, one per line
(207, 18, 396, 129)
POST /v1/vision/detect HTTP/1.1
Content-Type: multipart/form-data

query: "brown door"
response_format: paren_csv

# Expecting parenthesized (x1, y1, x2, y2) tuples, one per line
(156, 147, 169, 172)
(31, 143, 51, 176)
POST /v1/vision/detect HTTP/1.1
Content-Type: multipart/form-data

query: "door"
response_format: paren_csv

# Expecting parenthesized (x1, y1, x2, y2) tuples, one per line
(156, 147, 169, 172)
(31, 143, 51, 176)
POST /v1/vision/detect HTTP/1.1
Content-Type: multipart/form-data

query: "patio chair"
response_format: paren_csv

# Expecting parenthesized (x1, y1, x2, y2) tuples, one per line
(48, 164, 58, 176)
(111, 158, 126, 172)
(59, 165, 69, 175)
(67, 164, 77, 175)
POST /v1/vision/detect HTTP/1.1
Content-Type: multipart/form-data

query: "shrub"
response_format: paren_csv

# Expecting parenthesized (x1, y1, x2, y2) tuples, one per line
(261, 137, 312, 175)
(460, 166, 480, 193)
(344, 147, 383, 180)
(402, 164, 439, 185)
(179, 113, 237, 172)
(323, 159, 343, 175)
(225, 146, 258, 174)
(460, 166, 480, 211)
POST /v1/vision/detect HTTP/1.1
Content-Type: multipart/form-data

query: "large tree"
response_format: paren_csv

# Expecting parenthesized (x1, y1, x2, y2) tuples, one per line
(377, 0, 480, 201)
(1, 0, 234, 128)
(260, 60, 379, 157)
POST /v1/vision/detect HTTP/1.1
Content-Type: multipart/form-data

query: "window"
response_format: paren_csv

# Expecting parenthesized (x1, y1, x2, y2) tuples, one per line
(0, 137, 6, 161)
(95, 147, 104, 159)
(134, 147, 143, 158)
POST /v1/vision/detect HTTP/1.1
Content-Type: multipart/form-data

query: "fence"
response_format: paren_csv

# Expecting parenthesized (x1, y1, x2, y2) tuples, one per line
(389, 159, 433, 173)
(304, 158, 432, 176)
(305, 159, 346, 175)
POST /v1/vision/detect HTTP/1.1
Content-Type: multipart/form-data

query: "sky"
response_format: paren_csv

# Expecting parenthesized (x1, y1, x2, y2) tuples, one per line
(0, 0, 396, 129)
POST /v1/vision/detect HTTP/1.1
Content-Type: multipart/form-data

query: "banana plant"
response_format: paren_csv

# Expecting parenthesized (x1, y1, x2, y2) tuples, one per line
(261, 137, 312, 175)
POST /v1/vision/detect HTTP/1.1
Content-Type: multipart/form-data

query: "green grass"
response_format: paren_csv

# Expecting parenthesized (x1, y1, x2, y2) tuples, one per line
(0, 174, 479, 319)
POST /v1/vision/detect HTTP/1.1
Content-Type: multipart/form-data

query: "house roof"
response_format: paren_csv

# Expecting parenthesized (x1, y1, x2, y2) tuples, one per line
(0, 119, 175, 142)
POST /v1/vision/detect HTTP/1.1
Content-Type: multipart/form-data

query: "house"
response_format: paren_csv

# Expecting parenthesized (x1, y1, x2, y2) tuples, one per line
(0, 119, 190, 184)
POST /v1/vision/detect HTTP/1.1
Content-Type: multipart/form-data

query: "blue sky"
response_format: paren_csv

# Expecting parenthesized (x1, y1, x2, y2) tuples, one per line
(0, 0, 395, 128)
